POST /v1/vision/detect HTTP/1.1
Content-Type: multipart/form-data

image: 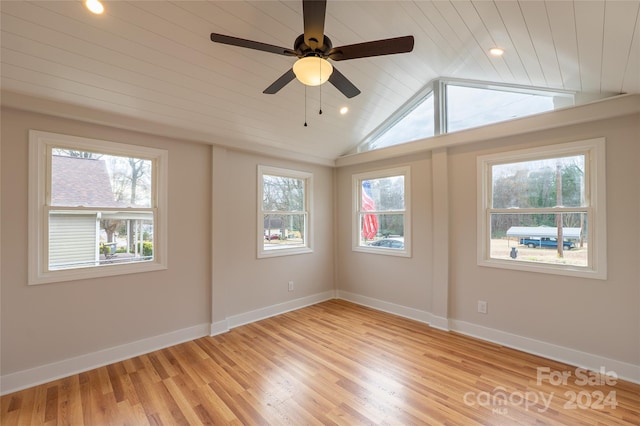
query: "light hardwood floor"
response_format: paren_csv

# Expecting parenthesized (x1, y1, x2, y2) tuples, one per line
(2, 299, 639, 425)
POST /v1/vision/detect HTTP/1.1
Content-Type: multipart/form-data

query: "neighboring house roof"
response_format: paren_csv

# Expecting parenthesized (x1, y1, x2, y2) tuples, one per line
(51, 155, 122, 207)
(506, 226, 582, 239)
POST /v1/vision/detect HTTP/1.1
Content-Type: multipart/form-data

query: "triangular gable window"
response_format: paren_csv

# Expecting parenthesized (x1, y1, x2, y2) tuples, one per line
(358, 79, 574, 154)
(367, 92, 434, 151)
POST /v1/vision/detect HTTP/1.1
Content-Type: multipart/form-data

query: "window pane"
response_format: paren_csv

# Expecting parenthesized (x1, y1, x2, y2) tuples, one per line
(263, 214, 306, 250)
(368, 93, 434, 150)
(258, 166, 311, 257)
(263, 175, 304, 211)
(49, 212, 154, 270)
(48, 213, 97, 269)
(447, 85, 555, 133)
(51, 149, 152, 208)
(490, 212, 587, 267)
(359, 213, 404, 246)
(491, 155, 585, 209)
(362, 176, 405, 211)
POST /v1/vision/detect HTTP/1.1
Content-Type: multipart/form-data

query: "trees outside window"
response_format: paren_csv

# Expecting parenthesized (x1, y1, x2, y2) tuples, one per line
(477, 138, 606, 279)
(258, 166, 312, 258)
(29, 130, 167, 285)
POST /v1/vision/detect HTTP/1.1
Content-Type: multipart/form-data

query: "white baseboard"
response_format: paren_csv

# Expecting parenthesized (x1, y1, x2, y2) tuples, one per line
(0, 291, 334, 396)
(225, 290, 335, 329)
(4, 291, 637, 396)
(336, 290, 436, 325)
(0, 323, 211, 396)
(336, 292, 638, 385)
(210, 319, 229, 336)
(450, 319, 640, 385)
(428, 314, 450, 332)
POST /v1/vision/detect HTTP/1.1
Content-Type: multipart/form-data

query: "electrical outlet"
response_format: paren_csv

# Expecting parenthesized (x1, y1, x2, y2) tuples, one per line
(477, 300, 488, 314)
(288, 281, 294, 292)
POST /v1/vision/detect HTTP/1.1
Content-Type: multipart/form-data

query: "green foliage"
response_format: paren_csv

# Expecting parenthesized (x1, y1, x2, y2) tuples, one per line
(136, 241, 153, 257)
(100, 243, 119, 255)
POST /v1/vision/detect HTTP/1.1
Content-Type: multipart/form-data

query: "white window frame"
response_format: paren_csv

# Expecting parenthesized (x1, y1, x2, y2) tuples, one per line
(356, 78, 574, 154)
(352, 166, 411, 257)
(477, 138, 606, 279)
(257, 165, 313, 258)
(28, 130, 168, 285)
(441, 79, 573, 134)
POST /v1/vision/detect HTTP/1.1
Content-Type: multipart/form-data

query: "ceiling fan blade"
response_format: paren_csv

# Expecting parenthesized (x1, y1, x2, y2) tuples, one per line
(328, 35, 414, 61)
(303, 0, 327, 50)
(328, 67, 361, 98)
(263, 69, 297, 94)
(211, 33, 297, 57)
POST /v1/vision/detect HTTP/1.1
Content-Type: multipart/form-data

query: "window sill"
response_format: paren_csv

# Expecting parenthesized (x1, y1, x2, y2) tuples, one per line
(29, 261, 167, 285)
(352, 246, 411, 258)
(258, 247, 313, 259)
(478, 258, 606, 280)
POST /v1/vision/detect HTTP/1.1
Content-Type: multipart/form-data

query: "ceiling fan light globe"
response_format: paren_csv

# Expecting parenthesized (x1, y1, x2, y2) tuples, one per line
(85, 0, 104, 14)
(293, 57, 333, 86)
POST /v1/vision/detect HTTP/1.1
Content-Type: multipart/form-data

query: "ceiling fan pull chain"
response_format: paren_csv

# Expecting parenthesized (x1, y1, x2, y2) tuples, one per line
(304, 86, 308, 127)
(319, 58, 323, 115)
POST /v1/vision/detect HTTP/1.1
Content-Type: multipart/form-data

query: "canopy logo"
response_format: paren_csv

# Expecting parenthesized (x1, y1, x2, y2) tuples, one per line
(462, 366, 618, 415)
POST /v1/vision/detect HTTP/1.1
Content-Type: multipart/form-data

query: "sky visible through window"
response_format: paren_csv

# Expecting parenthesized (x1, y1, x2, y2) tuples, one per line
(369, 93, 434, 150)
(366, 83, 558, 151)
(447, 85, 555, 133)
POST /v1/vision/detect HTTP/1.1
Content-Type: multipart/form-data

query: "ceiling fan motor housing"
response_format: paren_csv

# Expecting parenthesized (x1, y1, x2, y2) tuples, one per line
(294, 34, 333, 58)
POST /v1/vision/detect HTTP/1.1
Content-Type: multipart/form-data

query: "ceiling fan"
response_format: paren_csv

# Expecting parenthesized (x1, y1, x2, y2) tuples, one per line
(210, 0, 414, 98)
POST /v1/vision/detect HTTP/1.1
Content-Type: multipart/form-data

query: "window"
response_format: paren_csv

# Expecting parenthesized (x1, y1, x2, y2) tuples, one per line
(29, 130, 168, 284)
(358, 78, 574, 153)
(364, 92, 435, 151)
(353, 167, 411, 257)
(258, 166, 312, 258)
(477, 138, 606, 279)
(445, 83, 557, 133)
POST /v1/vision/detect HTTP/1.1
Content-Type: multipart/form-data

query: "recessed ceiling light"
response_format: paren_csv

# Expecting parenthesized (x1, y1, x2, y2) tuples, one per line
(340, 106, 349, 115)
(489, 47, 505, 57)
(85, 0, 104, 15)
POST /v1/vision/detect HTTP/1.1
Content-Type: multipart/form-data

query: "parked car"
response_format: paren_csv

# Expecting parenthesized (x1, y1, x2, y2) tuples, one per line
(519, 237, 575, 250)
(367, 239, 404, 249)
(265, 234, 280, 240)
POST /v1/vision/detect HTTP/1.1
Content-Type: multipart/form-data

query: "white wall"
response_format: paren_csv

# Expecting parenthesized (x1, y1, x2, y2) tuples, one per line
(335, 110, 640, 381)
(0, 107, 336, 393)
(447, 114, 640, 365)
(210, 147, 335, 330)
(1, 108, 213, 379)
(336, 152, 435, 320)
(2, 100, 638, 392)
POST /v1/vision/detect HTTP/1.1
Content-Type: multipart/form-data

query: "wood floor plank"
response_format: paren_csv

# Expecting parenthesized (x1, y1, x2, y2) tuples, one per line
(162, 377, 203, 425)
(192, 383, 240, 424)
(2, 299, 639, 425)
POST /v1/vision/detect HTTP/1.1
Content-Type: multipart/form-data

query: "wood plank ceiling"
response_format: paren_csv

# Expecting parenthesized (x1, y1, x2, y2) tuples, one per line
(1, 1, 639, 163)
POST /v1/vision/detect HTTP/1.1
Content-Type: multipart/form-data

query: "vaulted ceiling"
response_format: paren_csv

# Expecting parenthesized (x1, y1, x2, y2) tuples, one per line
(1, 1, 639, 164)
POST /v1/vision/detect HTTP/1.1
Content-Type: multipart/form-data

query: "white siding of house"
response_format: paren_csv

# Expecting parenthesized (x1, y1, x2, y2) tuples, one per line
(49, 214, 97, 268)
